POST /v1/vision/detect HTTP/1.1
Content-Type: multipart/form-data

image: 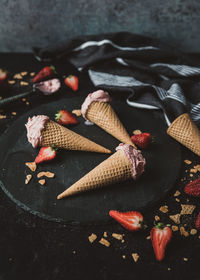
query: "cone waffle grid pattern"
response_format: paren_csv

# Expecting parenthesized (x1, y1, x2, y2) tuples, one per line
(86, 102, 134, 146)
(167, 113, 200, 156)
(58, 150, 132, 198)
(41, 120, 110, 153)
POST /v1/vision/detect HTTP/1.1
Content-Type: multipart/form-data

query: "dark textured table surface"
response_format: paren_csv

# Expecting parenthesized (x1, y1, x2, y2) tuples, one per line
(0, 53, 200, 280)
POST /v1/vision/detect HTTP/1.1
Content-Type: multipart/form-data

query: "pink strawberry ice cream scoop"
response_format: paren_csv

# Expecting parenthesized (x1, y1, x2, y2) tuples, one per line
(116, 144, 146, 180)
(34, 78, 61, 95)
(81, 90, 111, 119)
(25, 115, 49, 148)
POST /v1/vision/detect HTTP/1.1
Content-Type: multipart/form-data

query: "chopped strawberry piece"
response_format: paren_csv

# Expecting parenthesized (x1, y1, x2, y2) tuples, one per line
(34, 146, 56, 164)
(64, 75, 79, 91)
(131, 132, 152, 149)
(109, 210, 144, 231)
(150, 223, 172, 261)
(195, 212, 200, 229)
(184, 177, 200, 197)
(55, 110, 78, 125)
(33, 66, 56, 83)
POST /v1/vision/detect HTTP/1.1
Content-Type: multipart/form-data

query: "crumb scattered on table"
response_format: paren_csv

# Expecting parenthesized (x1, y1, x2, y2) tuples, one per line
(11, 112, 17, 116)
(0, 115, 6, 119)
(112, 233, 123, 240)
(39, 179, 46, 185)
(174, 190, 181, 197)
(20, 81, 29, 86)
(103, 232, 107, 238)
(37, 171, 55, 178)
(183, 257, 188, 261)
(132, 253, 139, 262)
(159, 205, 168, 213)
(169, 214, 181, 224)
(184, 160, 192, 165)
(22, 98, 26, 102)
(25, 174, 32, 184)
(180, 204, 196, 215)
(8, 80, 15, 84)
(146, 235, 151, 240)
(180, 226, 189, 237)
(13, 73, 22, 79)
(88, 233, 97, 243)
(99, 238, 110, 247)
(122, 255, 126, 259)
(26, 101, 30, 106)
(190, 229, 197, 235)
(25, 162, 37, 172)
(133, 130, 142, 135)
(172, 225, 179, 232)
(30, 72, 35, 76)
(21, 71, 28, 76)
(155, 215, 160, 221)
(175, 198, 180, 202)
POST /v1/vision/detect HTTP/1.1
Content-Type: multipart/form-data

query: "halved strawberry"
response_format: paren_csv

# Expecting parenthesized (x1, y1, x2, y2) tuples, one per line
(131, 132, 152, 149)
(0, 70, 7, 83)
(55, 110, 78, 125)
(184, 177, 200, 197)
(33, 66, 56, 83)
(150, 223, 172, 261)
(109, 210, 144, 231)
(34, 146, 56, 164)
(64, 75, 79, 91)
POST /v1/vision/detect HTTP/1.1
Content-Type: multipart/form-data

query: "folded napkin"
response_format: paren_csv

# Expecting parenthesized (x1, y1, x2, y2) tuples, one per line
(34, 32, 200, 155)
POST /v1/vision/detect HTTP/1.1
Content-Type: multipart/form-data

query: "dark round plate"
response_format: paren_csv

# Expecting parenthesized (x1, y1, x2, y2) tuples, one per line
(0, 97, 181, 224)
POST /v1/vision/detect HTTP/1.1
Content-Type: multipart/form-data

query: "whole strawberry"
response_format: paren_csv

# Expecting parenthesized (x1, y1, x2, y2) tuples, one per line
(55, 110, 78, 125)
(131, 132, 152, 149)
(64, 75, 79, 91)
(33, 66, 56, 83)
(35, 146, 56, 164)
(150, 223, 172, 261)
(109, 210, 144, 231)
(184, 177, 200, 197)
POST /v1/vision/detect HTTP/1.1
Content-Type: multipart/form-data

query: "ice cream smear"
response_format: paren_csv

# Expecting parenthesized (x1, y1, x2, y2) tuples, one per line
(81, 90, 111, 119)
(25, 115, 49, 148)
(116, 144, 146, 180)
(34, 78, 61, 95)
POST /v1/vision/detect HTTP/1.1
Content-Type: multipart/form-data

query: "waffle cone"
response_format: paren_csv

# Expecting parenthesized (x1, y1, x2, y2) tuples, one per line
(57, 150, 132, 199)
(167, 113, 200, 156)
(86, 102, 136, 147)
(41, 120, 111, 154)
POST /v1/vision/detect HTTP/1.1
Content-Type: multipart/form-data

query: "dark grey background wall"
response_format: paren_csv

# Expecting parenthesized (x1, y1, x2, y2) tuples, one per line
(0, 0, 199, 52)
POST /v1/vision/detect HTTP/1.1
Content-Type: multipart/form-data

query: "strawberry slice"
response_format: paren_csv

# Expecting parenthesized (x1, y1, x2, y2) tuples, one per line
(131, 132, 152, 149)
(150, 223, 172, 261)
(64, 75, 79, 91)
(34, 146, 56, 164)
(55, 110, 78, 125)
(184, 177, 200, 197)
(109, 210, 144, 231)
(33, 66, 56, 83)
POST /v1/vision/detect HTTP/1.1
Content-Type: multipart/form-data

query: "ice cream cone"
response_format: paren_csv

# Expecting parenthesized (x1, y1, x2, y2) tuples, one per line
(86, 101, 136, 147)
(57, 149, 132, 199)
(167, 113, 200, 156)
(41, 120, 111, 154)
